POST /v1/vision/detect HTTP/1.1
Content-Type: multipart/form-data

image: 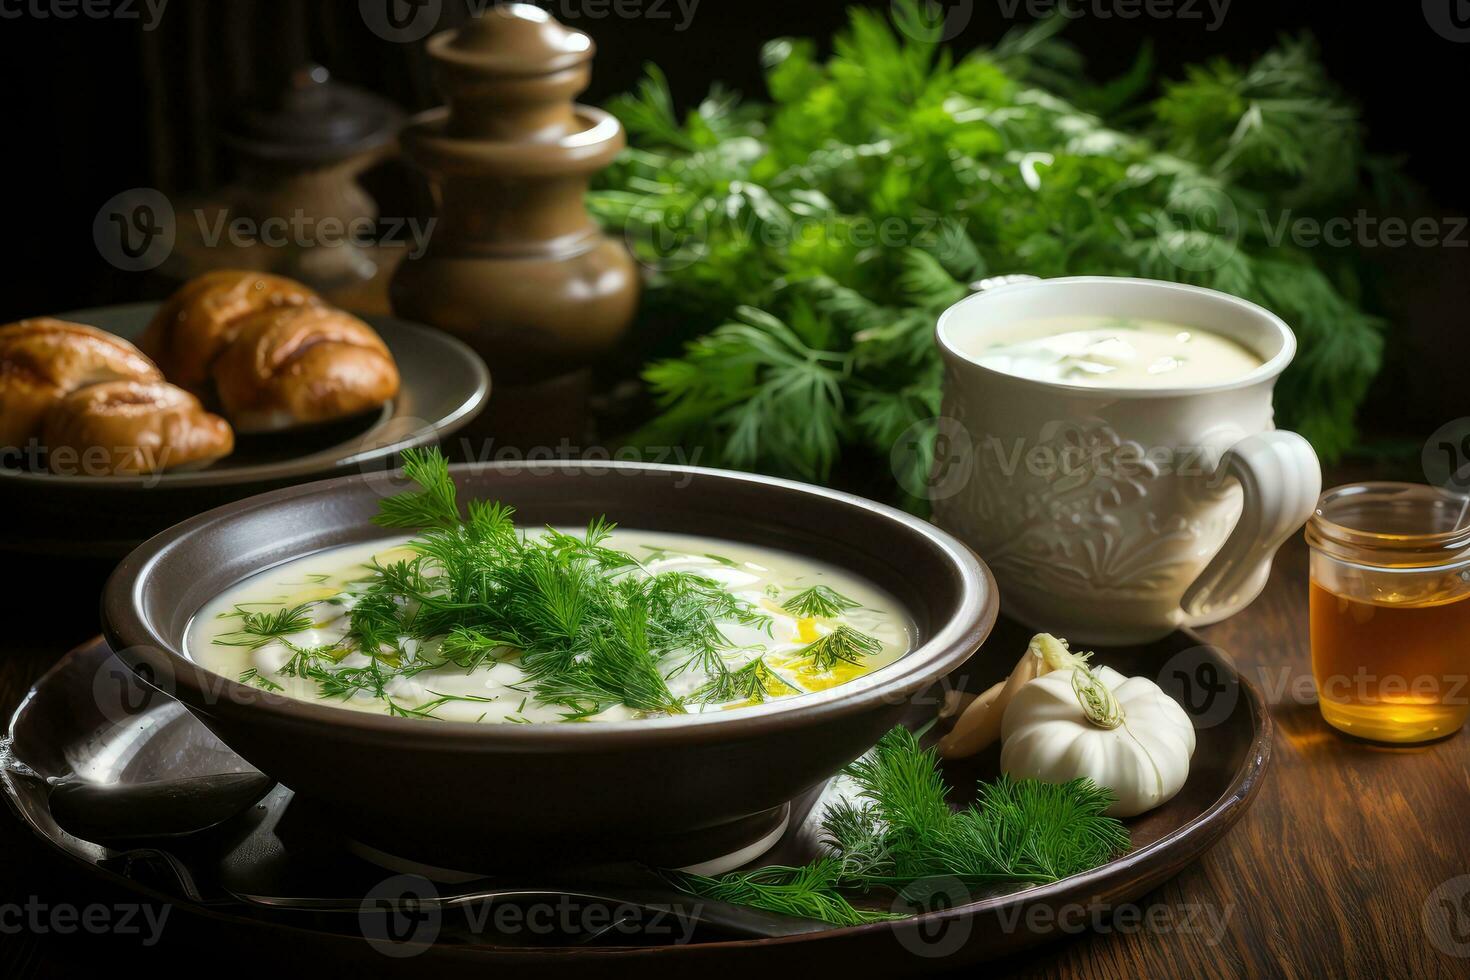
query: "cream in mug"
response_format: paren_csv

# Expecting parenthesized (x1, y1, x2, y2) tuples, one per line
(964, 316, 1263, 389)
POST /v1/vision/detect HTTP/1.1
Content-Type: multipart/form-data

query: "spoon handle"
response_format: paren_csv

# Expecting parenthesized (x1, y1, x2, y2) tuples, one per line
(230, 881, 834, 939)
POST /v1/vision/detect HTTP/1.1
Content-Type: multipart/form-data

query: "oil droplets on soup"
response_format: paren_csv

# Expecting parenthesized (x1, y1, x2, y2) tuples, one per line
(187, 529, 913, 725)
(962, 315, 1263, 389)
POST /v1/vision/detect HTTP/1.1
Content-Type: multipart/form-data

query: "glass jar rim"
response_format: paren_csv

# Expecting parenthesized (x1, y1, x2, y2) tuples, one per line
(1308, 482, 1470, 566)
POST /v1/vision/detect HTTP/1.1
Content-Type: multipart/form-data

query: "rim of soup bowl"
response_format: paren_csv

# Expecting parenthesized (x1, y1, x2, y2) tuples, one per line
(935, 276, 1297, 399)
(102, 460, 999, 748)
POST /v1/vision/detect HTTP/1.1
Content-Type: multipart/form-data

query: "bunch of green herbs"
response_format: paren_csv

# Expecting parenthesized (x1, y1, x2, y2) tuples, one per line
(674, 725, 1130, 925)
(592, 4, 1386, 509)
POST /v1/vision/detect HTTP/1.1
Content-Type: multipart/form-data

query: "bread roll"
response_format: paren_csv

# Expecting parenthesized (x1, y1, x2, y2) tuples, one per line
(0, 318, 162, 448)
(211, 305, 401, 433)
(42, 380, 234, 475)
(139, 270, 321, 395)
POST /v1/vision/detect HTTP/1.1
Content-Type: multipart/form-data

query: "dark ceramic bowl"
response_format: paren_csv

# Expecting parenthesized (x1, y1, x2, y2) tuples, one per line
(102, 462, 997, 871)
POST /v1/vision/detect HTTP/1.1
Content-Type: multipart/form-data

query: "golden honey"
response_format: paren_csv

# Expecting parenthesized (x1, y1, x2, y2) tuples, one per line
(1306, 483, 1470, 744)
(1309, 582, 1470, 742)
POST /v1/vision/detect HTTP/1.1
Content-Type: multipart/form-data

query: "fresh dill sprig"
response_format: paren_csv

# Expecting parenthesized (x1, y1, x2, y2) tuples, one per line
(783, 585, 860, 618)
(373, 448, 462, 529)
(798, 625, 882, 671)
(835, 729, 1130, 884)
(651, 572, 772, 677)
(238, 668, 283, 692)
(533, 598, 685, 716)
(438, 626, 518, 671)
(676, 859, 893, 927)
(300, 659, 392, 701)
(396, 692, 500, 720)
(347, 583, 405, 655)
(216, 603, 315, 649)
(674, 726, 1131, 925)
(689, 656, 794, 705)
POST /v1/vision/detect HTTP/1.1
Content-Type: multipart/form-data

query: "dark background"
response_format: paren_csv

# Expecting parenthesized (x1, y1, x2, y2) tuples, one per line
(0, 0, 1466, 443)
(2, 0, 1468, 208)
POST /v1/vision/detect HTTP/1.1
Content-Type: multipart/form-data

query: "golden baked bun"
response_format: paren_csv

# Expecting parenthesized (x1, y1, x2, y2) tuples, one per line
(0, 318, 162, 448)
(42, 380, 234, 476)
(139, 270, 321, 395)
(210, 305, 401, 433)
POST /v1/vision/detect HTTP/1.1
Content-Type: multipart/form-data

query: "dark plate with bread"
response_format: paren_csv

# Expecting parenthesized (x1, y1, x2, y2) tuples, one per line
(0, 271, 491, 555)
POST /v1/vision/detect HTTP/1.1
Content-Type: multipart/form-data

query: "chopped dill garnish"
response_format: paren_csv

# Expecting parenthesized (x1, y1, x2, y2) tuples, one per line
(328, 448, 771, 718)
(798, 625, 882, 670)
(690, 656, 795, 705)
(238, 668, 283, 692)
(438, 626, 516, 672)
(277, 644, 341, 678)
(227, 448, 888, 721)
(783, 585, 860, 618)
(673, 727, 1131, 925)
(300, 660, 391, 701)
(348, 584, 405, 655)
(531, 598, 684, 716)
(217, 603, 315, 649)
(395, 692, 500, 719)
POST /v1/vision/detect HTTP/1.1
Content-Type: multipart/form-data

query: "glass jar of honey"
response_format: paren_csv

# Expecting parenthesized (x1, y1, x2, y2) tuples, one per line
(1306, 483, 1470, 743)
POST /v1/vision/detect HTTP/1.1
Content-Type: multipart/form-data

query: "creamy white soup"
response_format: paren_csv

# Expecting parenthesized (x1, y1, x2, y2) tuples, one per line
(963, 315, 1263, 388)
(187, 530, 913, 724)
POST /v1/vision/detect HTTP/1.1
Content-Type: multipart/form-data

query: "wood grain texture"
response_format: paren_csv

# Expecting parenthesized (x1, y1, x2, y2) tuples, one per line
(987, 537, 1470, 979)
(2, 536, 1468, 976)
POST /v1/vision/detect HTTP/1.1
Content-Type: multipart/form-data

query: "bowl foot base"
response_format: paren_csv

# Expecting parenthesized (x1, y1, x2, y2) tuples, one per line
(343, 802, 792, 880)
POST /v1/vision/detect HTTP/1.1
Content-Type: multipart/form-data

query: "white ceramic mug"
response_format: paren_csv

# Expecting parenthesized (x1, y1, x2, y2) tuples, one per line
(932, 276, 1322, 644)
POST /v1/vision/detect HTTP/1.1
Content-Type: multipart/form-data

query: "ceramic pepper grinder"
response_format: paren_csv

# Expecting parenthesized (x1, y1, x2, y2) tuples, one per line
(175, 65, 403, 301)
(390, 4, 639, 446)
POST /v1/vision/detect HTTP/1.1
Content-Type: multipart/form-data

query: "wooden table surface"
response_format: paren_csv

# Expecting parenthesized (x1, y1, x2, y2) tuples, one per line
(2, 534, 1467, 977)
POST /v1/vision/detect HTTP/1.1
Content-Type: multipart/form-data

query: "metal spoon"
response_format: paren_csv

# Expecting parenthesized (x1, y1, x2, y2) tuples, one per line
(230, 864, 837, 940)
(47, 771, 275, 843)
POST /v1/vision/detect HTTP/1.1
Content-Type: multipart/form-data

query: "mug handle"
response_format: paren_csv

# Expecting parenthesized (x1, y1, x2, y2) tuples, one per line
(1181, 430, 1322, 625)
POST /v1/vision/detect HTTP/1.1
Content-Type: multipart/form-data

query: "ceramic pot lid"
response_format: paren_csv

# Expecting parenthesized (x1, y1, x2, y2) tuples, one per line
(224, 64, 403, 164)
(429, 2, 595, 77)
